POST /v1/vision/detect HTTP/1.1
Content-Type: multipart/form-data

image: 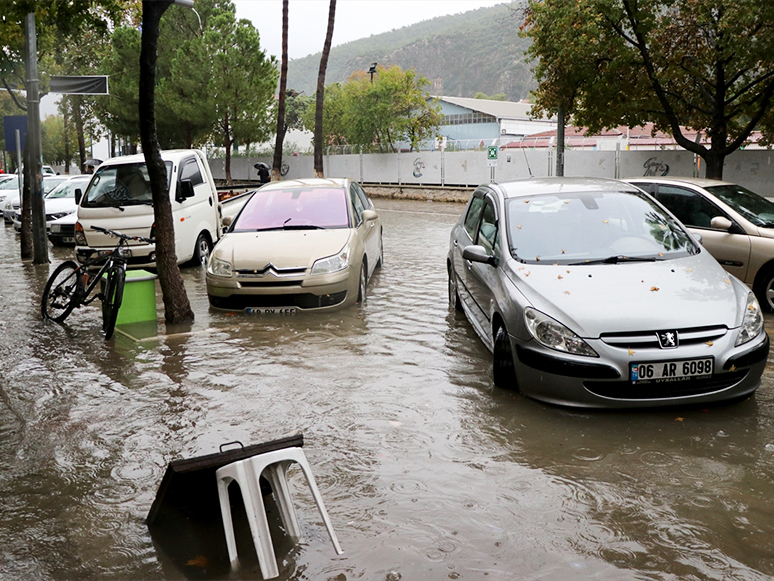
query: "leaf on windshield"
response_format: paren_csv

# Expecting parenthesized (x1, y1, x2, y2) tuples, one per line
(603, 219, 609, 224)
(558, 275, 563, 279)
(650, 286, 659, 291)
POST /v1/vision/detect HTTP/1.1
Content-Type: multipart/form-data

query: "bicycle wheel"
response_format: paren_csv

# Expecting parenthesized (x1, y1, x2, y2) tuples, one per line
(102, 265, 125, 340)
(41, 260, 81, 322)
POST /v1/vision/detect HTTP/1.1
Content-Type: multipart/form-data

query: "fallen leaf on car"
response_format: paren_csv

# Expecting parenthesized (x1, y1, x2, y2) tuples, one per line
(650, 286, 659, 291)
(517, 224, 522, 229)
(558, 275, 563, 279)
(536, 256, 541, 261)
(525, 271, 531, 276)
(686, 268, 693, 272)
(603, 219, 609, 224)
(729, 364, 737, 372)
(566, 269, 571, 273)
(628, 348, 635, 356)
(724, 278, 731, 284)
(186, 556, 208, 567)
(564, 200, 570, 204)
(518, 267, 525, 271)
(658, 252, 664, 256)
(564, 290, 571, 295)
(525, 200, 530, 203)
(561, 249, 566, 254)
(706, 341, 714, 346)
(675, 417, 684, 422)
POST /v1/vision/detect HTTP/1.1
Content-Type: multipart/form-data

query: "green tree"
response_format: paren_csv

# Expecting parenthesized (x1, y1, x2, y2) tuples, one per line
(474, 92, 507, 101)
(302, 82, 348, 147)
(41, 114, 77, 166)
(521, 0, 774, 180)
(207, 3, 278, 184)
(341, 65, 442, 152)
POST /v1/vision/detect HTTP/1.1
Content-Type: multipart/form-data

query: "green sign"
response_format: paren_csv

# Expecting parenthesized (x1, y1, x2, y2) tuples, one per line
(487, 146, 498, 160)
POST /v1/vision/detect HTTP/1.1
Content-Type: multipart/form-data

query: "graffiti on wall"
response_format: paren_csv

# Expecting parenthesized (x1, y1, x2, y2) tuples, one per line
(643, 157, 669, 176)
(413, 158, 426, 178)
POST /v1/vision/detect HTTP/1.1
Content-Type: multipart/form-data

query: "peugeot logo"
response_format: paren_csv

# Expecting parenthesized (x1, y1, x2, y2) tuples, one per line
(657, 330, 678, 349)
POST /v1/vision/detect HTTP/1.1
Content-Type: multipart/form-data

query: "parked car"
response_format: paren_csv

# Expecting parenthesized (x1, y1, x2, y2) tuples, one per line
(74, 150, 241, 268)
(13, 174, 90, 233)
(207, 178, 383, 312)
(448, 177, 768, 408)
(625, 177, 774, 312)
(3, 175, 68, 223)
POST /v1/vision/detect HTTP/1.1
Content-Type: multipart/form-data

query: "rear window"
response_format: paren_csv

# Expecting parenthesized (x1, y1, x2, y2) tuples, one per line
(234, 187, 350, 231)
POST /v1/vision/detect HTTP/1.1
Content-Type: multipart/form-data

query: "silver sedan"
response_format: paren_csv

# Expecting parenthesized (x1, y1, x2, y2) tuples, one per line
(447, 177, 769, 408)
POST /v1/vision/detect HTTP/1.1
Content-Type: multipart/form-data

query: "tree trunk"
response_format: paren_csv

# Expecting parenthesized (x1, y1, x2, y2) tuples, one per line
(272, 0, 289, 181)
(703, 153, 725, 180)
(140, 0, 195, 325)
(63, 108, 71, 174)
(224, 113, 233, 185)
(72, 96, 86, 171)
(313, 0, 336, 178)
(20, 138, 33, 261)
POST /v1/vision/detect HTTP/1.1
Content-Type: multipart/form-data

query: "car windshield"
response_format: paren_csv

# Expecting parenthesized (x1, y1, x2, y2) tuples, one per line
(234, 186, 350, 231)
(506, 190, 698, 265)
(45, 179, 88, 199)
(0, 176, 19, 189)
(704, 184, 774, 227)
(82, 162, 172, 207)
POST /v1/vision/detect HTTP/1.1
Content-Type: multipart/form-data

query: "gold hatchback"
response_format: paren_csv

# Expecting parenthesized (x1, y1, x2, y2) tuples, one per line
(626, 177, 774, 311)
(206, 178, 382, 312)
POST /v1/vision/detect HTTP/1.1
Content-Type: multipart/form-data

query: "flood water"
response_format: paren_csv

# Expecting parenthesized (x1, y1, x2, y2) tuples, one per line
(1, 198, 774, 580)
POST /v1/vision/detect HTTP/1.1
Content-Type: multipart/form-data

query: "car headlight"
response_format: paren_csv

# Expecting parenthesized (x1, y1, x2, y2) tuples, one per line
(47, 212, 70, 221)
(311, 244, 350, 275)
(524, 307, 598, 357)
(74, 222, 87, 245)
(207, 256, 233, 277)
(736, 292, 763, 347)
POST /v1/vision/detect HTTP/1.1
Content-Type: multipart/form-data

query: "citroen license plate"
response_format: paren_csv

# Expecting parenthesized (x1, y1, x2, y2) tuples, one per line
(630, 358, 713, 382)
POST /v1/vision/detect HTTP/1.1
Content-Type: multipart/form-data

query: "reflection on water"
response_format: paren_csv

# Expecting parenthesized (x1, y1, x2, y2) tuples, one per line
(1, 199, 774, 580)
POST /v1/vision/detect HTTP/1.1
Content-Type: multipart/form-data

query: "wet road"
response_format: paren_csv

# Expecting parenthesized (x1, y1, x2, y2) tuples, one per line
(1, 198, 774, 580)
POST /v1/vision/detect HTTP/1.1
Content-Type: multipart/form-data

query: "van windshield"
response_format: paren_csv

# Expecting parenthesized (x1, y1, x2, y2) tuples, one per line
(82, 162, 172, 208)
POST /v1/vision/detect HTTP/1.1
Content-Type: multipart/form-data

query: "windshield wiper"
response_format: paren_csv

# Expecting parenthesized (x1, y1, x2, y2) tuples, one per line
(282, 224, 324, 230)
(570, 255, 661, 265)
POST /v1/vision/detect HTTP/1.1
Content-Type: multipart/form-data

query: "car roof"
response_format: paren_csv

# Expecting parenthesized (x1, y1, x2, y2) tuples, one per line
(98, 150, 204, 166)
(624, 176, 736, 188)
(259, 178, 348, 190)
(490, 177, 642, 199)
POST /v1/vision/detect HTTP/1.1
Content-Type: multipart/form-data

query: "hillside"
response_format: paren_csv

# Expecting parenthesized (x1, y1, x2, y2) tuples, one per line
(287, 2, 535, 101)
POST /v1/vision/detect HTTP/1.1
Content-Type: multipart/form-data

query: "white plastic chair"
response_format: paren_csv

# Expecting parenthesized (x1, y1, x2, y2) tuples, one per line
(215, 447, 343, 578)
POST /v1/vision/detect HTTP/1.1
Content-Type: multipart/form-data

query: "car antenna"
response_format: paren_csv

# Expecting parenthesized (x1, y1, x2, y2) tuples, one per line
(522, 148, 533, 177)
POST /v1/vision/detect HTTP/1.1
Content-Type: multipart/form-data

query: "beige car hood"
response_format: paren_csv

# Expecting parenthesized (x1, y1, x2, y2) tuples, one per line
(215, 228, 352, 269)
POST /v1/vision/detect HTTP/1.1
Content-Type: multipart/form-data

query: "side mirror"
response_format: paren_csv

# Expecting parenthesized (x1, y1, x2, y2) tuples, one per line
(74, 188, 82, 205)
(710, 216, 733, 230)
(362, 209, 378, 222)
(176, 179, 195, 203)
(462, 244, 496, 266)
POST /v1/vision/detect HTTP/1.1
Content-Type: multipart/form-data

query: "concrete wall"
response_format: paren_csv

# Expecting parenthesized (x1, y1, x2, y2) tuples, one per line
(210, 149, 774, 196)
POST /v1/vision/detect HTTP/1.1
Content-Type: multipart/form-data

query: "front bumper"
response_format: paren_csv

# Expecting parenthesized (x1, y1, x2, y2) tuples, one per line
(510, 331, 769, 409)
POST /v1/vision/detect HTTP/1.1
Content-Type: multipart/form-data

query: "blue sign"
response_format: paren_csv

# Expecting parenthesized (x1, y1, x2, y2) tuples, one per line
(3, 116, 27, 152)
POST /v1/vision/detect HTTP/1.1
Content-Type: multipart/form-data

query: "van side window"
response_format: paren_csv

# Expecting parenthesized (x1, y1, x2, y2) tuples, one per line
(464, 196, 485, 239)
(179, 158, 204, 187)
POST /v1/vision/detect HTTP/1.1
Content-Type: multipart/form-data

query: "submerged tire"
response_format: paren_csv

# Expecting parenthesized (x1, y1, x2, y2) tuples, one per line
(448, 266, 463, 312)
(41, 260, 81, 323)
(191, 232, 212, 267)
(357, 261, 367, 304)
(493, 325, 517, 389)
(102, 266, 125, 340)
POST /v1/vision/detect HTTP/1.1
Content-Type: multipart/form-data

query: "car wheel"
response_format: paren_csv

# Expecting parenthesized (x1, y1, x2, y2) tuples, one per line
(448, 266, 463, 312)
(493, 324, 517, 389)
(357, 261, 367, 304)
(754, 265, 774, 312)
(191, 232, 212, 267)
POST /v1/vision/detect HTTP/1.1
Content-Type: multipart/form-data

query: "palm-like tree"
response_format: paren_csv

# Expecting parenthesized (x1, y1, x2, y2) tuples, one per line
(272, 0, 289, 181)
(313, 0, 336, 177)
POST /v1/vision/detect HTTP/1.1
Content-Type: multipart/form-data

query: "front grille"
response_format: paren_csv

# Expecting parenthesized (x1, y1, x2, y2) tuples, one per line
(239, 280, 302, 288)
(209, 291, 347, 310)
(600, 325, 727, 349)
(236, 265, 307, 277)
(584, 370, 748, 400)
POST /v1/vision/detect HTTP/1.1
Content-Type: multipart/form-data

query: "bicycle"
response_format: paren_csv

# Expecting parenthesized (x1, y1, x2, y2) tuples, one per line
(41, 226, 155, 339)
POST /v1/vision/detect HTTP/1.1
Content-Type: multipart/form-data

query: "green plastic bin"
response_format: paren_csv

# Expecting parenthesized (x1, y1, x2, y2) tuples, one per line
(102, 269, 158, 325)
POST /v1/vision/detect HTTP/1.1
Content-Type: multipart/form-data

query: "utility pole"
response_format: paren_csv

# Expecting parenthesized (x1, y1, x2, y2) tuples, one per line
(24, 12, 48, 264)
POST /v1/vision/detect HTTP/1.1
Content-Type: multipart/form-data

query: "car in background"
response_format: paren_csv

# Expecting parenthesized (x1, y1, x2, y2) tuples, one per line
(3, 175, 67, 223)
(626, 177, 774, 312)
(207, 178, 383, 312)
(448, 177, 768, 408)
(11, 174, 91, 241)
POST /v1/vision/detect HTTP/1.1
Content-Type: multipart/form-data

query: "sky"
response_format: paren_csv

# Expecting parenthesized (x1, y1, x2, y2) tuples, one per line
(234, 0, 510, 60)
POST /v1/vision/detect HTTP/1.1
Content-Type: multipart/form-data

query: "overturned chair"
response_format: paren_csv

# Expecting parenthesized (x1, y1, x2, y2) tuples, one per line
(216, 445, 344, 578)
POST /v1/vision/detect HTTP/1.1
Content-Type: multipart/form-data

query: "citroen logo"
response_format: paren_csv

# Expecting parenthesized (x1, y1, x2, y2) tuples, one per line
(657, 330, 678, 349)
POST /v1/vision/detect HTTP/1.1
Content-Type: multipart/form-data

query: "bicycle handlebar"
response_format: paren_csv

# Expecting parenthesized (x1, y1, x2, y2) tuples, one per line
(91, 225, 155, 245)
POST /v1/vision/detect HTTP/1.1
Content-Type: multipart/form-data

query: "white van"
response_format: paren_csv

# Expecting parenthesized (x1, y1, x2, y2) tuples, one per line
(74, 150, 223, 268)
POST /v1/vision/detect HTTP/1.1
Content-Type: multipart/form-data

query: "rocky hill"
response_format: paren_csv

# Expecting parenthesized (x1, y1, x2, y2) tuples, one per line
(287, 1, 535, 101)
